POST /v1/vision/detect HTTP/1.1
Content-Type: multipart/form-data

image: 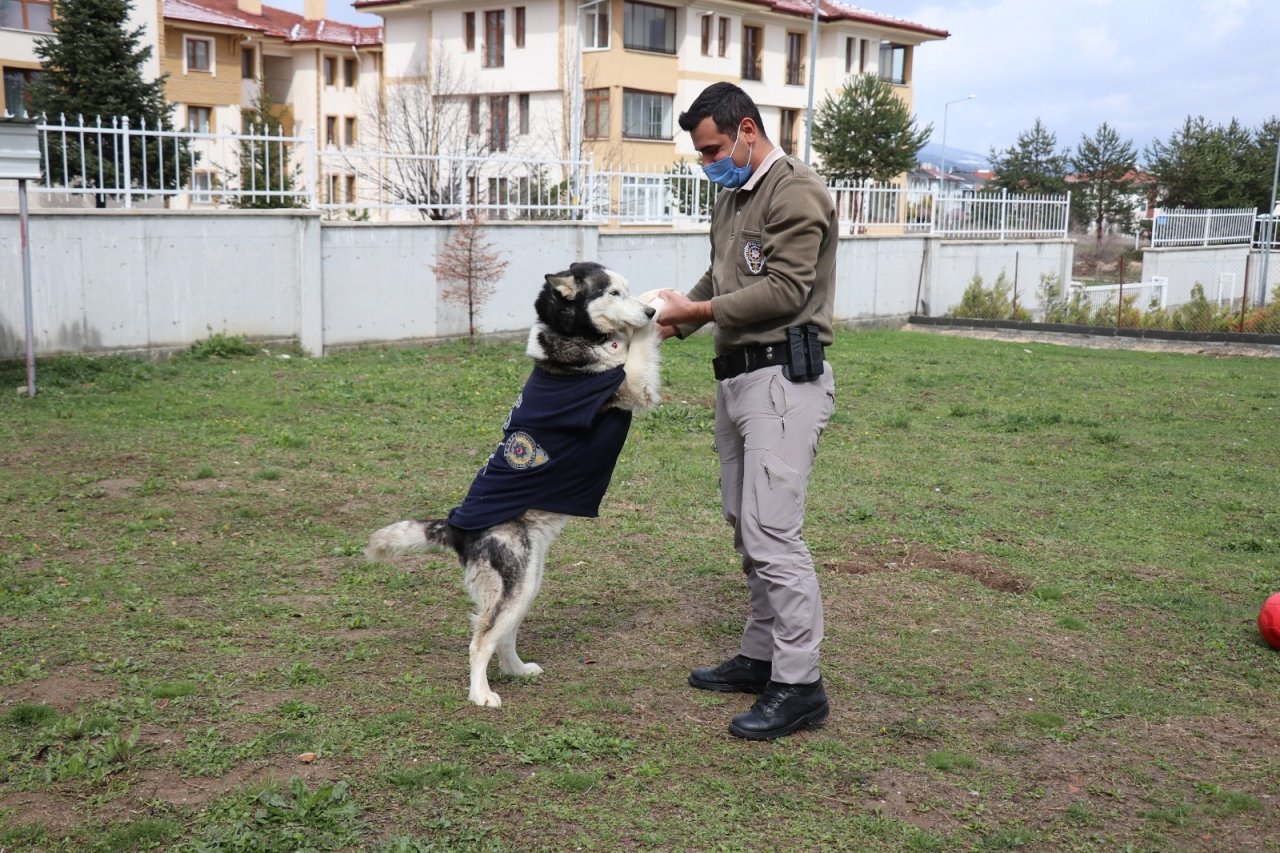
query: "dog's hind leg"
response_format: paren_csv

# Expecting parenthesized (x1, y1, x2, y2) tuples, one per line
(496, 556, 546, 678)
(464, 552, 508, 708)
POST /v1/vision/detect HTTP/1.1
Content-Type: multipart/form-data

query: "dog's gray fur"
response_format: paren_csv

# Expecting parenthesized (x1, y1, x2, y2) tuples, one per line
(365, 262, 660, 707)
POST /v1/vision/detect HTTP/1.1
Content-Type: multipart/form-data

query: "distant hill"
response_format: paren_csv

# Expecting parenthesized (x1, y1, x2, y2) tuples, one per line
(918, 142, 989, 171)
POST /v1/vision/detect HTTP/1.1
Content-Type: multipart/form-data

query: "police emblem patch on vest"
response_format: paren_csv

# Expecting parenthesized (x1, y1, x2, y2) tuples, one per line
(743, 239, 765, 274)
(504, 431, 550, 469)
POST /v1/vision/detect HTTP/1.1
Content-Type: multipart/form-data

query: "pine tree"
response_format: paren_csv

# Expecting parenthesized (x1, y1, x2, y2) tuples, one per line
(232, 92, 304, 209)
(432, 218, 510, 341)
(810, 74, 931, 185)
(1070, 122, 1138, 240)
(1144, 115, 1266, 210)
(987, 119, 1070, 196)
(29, 0, 189, 204)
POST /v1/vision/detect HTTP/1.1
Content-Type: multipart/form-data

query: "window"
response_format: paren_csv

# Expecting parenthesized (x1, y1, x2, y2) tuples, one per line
(187, 105, 212, 133)
(469, 97, 481, 134)
(0, 0, 52, 32)
(879, 42, 908, 84)
(860, 38, 871, 72)
(741, 25, 761, 81)
(345, 174, 356, 204)
(323, 56, 336, 86)
(241, 45, 256, 80)
(786, 32, 804, 85)
(344, 57, 357, 87)
(581, 0, 609, 49)
(518, 93, 529, 134)
(464, 11, 475, 51)
(700, 14, 711, 56)
(623, 2, 675, 54)
(515, 6, 525, 48)
(325, 115, 338, 147)
(717, 17, 728, 57)
(779, 108, 798, 156)
(844, 37, 854, 74)
(191, 172, 213, 204)
(620, 176, 666, 221)
(484, 10, 505, 67)
(345, 116, 357, 146)
(622, 89, 671, 140)
(583, 87, 609, 139)
(489, 95, 509, 151)
(185, 37, 212, 73)
(2, 68, 40, 119)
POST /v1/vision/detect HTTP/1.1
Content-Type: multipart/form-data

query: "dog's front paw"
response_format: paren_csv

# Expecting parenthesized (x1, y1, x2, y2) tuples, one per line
(502, 661, 543, 677)
(469, 688, 503, 708)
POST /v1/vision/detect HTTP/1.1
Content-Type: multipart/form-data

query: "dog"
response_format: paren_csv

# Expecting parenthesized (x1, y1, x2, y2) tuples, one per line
(365, 262, 661, 707)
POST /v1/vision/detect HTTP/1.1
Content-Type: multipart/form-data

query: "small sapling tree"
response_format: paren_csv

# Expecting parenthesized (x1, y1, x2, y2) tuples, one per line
(432, 217, 510, 341)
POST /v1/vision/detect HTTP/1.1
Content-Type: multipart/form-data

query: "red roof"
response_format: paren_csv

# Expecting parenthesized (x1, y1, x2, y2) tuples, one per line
(353, 0, 947, 40)
(164, 0, 383, 46)
(754, 1, 948, 38)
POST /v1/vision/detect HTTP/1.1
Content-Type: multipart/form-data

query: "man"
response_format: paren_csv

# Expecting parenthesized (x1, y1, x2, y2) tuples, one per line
(657, 82, 838, 740)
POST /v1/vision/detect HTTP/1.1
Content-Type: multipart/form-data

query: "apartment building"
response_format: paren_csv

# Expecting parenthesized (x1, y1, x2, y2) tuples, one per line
(2, 0, 162, 118)
(355, 0, 946, 169)
(162, 0, 382, 203)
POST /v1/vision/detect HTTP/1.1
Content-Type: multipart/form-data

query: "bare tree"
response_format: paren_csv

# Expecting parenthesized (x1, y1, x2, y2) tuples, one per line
(432, 216, 510, 340)
(355, 49, 488, 219)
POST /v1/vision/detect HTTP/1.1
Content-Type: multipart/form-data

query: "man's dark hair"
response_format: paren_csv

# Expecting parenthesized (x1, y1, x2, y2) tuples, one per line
(677, 81, 768, 139)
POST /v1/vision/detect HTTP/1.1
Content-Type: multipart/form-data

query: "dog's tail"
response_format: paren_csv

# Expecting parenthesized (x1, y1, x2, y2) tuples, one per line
(364, 518, 456, 562)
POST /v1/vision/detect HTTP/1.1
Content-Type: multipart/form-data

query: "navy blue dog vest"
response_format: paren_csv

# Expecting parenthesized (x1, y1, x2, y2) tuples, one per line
(447, 366, 632, 530)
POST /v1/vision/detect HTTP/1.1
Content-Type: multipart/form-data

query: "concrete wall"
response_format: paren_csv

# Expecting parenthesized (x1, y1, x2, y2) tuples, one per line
(0, 210, 1073, 359)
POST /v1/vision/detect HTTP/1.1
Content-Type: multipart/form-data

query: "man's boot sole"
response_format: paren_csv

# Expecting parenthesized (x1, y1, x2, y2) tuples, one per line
(688, 674, 767, 693)
(728, 704, 830, 741)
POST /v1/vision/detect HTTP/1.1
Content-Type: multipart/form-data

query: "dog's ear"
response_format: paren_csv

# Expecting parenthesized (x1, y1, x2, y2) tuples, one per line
(544, 271, 579, 300)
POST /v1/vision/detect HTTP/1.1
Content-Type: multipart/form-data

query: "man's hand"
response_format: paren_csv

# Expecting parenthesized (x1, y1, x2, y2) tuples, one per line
(656, 290, 714, 330)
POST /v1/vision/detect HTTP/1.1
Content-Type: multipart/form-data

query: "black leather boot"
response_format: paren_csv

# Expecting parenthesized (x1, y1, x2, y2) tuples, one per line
(688, 655, 771, 693)
(729, 679, 829, 740)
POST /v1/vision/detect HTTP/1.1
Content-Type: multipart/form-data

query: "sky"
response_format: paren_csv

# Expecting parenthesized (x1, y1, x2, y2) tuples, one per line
(289, 0, 1279, 164)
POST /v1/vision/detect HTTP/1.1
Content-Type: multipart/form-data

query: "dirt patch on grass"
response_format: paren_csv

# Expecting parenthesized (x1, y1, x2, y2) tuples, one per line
(0, 665, 115, 713)
(91, 478, 141, 499)
(825, 541, 1029, 593)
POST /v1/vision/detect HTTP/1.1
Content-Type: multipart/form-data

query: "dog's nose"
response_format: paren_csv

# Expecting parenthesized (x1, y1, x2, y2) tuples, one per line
(644, 305, 656, 319)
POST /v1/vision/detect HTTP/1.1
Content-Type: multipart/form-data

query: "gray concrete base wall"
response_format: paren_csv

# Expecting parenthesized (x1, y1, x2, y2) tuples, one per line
(0, 211, 1073, 358)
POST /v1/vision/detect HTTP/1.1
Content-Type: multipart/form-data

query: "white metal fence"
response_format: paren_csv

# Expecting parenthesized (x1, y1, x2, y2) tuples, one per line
(1146, 207, 1257, 247)
(8, 116, 1071, 237)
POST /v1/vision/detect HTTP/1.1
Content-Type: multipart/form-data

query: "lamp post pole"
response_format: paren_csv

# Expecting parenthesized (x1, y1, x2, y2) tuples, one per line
(1259, 131, 1280, 306)
(803, 0, 820, 164)
(940, 94, 975, 195)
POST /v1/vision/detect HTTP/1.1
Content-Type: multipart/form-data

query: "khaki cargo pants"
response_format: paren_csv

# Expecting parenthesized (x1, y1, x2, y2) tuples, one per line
(714, 363, 836, 685)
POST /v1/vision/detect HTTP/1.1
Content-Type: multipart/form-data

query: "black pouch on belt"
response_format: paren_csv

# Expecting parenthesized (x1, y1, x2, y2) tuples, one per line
(783, 322, 825, 382)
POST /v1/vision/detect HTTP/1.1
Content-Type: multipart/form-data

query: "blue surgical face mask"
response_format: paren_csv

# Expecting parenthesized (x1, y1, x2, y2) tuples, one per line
(702, 123, 753, 189)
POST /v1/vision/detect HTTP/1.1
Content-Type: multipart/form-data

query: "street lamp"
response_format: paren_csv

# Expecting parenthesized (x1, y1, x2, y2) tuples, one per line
(940, 94, 975, 194)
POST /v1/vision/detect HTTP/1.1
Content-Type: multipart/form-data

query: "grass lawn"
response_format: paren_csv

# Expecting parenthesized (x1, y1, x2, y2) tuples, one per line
(1, 329, 1278, 851)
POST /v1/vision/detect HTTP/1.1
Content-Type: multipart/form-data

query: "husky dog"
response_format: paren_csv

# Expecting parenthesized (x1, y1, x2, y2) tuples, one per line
(365, 262, 661, 707)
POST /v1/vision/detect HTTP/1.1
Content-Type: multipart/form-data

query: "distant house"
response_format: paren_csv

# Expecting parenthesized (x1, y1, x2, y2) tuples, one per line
(911, 162, 988, 194)
(161, 0, 382, 205)
(1065, 169, 1157, 233)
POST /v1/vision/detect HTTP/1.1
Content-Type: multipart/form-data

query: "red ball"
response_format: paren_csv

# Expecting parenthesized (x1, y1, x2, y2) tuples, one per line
(1260, 593, 1280, 650)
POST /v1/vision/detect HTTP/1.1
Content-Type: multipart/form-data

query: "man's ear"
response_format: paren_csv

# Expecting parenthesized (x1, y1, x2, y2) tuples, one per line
(738, 117, 759, 144)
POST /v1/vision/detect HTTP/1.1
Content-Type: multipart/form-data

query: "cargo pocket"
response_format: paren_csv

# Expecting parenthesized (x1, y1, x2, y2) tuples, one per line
(754, 450, 804, 535)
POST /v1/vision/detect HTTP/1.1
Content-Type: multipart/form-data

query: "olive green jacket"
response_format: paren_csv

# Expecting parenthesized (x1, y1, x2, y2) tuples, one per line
(678, 153, 838, 355)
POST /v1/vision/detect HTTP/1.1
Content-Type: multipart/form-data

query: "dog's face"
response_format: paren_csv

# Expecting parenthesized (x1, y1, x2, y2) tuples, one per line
(537, 262, 656, 339)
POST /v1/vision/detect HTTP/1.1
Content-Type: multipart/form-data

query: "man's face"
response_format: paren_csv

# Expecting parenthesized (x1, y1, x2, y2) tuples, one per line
(690, 116, 753, 168)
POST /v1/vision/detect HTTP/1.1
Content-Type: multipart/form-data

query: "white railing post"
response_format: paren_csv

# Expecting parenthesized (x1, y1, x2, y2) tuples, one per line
(120, 116, 132, 209)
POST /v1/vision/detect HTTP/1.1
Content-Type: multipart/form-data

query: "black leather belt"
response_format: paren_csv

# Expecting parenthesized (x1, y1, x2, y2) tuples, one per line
(713, 343, 789, 380)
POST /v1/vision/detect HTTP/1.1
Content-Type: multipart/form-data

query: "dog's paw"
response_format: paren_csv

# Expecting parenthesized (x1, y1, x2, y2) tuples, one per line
(636, 289, 668, 323)
(469, 688, 503, 708)
(502, 661, 543, 677)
